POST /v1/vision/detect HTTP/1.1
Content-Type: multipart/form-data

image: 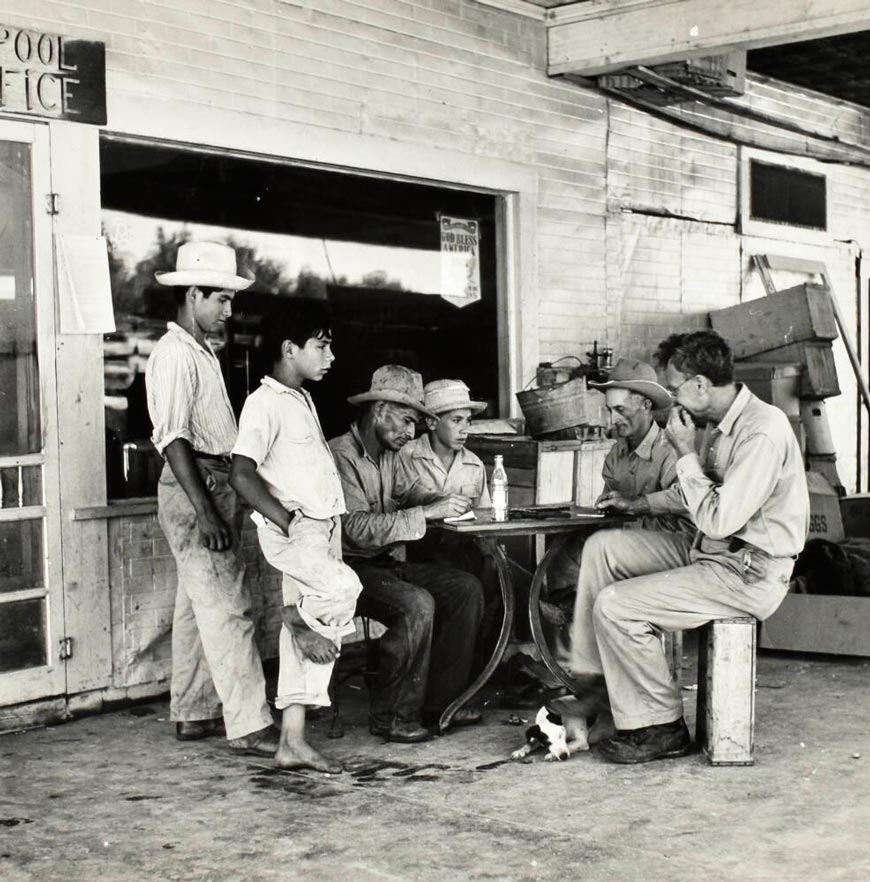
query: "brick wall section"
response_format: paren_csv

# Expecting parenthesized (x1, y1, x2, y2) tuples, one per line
(107, 511, 283, 688)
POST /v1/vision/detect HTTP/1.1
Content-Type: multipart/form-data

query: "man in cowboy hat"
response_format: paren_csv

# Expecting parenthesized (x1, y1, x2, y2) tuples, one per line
(572, 332, 808, 764)
(145, 241, 278, 757)
(329, 366, 486, 743)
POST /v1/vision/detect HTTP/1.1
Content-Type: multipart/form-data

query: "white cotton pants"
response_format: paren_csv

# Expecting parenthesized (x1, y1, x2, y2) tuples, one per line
(569, 528, 794, 730)
(257, 516, 362, 709)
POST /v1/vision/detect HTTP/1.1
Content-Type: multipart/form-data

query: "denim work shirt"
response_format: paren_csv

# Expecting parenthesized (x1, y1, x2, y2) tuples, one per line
(607, 422, 693, 534)
(675, 385, 809, 558)
(395, 435, 492, 510)
(328, 424, 427, 562)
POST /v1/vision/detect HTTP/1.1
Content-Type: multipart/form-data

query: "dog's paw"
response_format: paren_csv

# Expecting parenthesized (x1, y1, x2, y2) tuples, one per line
(544, 752, 567, 762)
(510, 748, 528, 760)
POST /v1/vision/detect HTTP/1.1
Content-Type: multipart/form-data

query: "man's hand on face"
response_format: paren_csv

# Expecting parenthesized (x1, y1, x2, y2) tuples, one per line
(197, 504, 232, 551)
(422, 494, 471, 521)
(665, 405, 697, 457)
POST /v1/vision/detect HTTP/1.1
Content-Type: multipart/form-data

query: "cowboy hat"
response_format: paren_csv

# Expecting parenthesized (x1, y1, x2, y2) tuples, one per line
(423, 379, 487, 416)
(348, 365, 439, 419)
(154, 241, 255, 291)
(590, 358, 672, 410)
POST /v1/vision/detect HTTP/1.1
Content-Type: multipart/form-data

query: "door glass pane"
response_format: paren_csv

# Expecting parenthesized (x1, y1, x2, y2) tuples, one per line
(0, 519, 44, 594)
(0, 465, 43, 508)
(0, 141, 41, 455)
(0, 598, 47, 673)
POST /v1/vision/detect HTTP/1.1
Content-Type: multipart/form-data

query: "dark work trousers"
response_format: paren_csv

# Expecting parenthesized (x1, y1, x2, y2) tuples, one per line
(350, 558, 484, 727)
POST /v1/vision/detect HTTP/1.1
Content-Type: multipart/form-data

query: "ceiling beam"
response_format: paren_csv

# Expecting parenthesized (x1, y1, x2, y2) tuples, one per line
(548, 0, 870, 76)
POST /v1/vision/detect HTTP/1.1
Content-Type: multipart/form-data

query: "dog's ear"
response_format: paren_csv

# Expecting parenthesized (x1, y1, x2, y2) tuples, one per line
(525, 725, 545, 746)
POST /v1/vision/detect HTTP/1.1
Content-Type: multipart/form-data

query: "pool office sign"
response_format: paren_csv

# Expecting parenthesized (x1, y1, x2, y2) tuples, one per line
(0, 24, 106, 125)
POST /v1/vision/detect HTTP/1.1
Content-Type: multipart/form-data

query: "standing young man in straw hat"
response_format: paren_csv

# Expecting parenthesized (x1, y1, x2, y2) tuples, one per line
(329, 366, 485, 743)
(145, 241, 277, 757)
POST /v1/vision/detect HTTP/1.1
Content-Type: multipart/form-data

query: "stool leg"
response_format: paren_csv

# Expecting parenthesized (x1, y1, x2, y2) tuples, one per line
(700, 618, 756, 766)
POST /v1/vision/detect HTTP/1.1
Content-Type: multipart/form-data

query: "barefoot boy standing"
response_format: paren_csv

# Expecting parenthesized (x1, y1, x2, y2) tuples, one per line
(230, 300, 361, 773)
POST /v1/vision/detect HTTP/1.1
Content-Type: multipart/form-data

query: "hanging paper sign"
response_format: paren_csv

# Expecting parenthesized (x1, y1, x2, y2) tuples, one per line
(440, 216, 481, 308)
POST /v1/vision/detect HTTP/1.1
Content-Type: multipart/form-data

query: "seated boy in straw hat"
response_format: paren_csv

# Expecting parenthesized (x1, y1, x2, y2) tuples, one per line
(229, 300, 361, 773)
(396, 379, 491, 514)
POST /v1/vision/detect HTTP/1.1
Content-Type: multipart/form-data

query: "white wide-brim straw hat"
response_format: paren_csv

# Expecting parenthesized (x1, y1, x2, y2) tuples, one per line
(590, 357, 672, 411)
(348, 365, 439, 419)
(154, 241, 255, 292)
(424, 379, 487, 416)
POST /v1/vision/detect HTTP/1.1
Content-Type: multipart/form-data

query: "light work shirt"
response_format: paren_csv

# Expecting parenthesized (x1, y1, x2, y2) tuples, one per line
(396, 435, 492, 510)
(329, 425, 427, 561)
(232, 376, 345, 521)
(675, 384, 809, 558)
(605, 422, 693, 534)
(146, 322, 237, 456)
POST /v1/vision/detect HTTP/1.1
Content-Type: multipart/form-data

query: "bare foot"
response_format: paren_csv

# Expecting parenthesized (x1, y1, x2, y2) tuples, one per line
(275, 739, 343, 773)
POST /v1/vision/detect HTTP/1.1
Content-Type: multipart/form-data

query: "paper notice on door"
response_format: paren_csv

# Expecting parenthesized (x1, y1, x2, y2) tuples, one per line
(58, 234, 116, 334)
(440, 216, 481, 309)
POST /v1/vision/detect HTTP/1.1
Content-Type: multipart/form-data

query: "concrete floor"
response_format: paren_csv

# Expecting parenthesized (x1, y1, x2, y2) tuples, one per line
(2, 648, 869, 882)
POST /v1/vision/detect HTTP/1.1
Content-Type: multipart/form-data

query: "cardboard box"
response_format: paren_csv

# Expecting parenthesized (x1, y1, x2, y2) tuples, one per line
(806, 471, 844, 542)
(733, 363, 802, 416)
(710, 284, 838, 359)
(760, 594, 870, 657)
(747, 341, 840, 399)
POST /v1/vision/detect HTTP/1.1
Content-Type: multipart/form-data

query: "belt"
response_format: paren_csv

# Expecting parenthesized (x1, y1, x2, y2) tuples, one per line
(193, 451, 231, 465)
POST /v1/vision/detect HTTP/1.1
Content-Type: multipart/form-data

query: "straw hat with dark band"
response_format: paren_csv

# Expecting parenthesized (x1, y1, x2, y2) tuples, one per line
(589, 358, 672, 411)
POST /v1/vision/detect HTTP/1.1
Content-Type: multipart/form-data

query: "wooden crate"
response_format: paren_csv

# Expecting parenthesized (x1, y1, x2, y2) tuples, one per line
(696, 617, 757, 766)
(465, 435, 614, 508)
(747, 341, 839, 399)
(733, 363, 802, 416)
(710, 283, 837, 359)
(760, 595, 870, 657)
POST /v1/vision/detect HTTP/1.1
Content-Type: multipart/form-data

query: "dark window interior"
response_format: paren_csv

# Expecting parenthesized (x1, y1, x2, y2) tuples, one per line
(749, 160, 827, 230)
(100, 138, 499, 498)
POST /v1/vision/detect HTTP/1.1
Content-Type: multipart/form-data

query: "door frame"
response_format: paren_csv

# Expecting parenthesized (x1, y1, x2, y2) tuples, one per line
(0, 118, 66, 705)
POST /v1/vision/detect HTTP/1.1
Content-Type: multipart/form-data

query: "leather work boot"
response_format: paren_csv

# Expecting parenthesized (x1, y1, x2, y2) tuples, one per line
(175, 719, 226, 741)
(596, 717, 692, 764)
(370, 718, 433, 744)
(227, 725, 281, 757)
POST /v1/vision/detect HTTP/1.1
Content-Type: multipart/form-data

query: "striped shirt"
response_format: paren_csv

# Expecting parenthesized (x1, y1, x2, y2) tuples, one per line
(145, 322, 237, 456)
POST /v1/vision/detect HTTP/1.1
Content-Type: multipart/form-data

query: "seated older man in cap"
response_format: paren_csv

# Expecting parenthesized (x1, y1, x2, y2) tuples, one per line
(329, 366, 485, 743)
(548, 358, 692, 609)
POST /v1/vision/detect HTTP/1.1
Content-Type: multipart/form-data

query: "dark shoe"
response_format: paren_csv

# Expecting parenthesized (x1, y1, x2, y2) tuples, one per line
(596, 718, 692, 764)
(175, 719, 226, 741)
(370, 719, 433, 744)
(227, 725, 281, 757)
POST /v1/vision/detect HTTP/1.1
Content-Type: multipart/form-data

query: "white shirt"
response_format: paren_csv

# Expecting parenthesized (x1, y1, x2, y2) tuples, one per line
(232, 376, 345, 520)
(145, 322, 237, 456)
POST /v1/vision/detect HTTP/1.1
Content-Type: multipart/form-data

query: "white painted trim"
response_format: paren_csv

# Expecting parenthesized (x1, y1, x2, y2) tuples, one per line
(469, 0, 547, 21)
(104, 91, 540, 412)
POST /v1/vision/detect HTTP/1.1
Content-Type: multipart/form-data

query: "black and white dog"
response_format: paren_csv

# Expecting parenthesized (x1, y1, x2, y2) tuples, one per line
(511, 703, 590, 762)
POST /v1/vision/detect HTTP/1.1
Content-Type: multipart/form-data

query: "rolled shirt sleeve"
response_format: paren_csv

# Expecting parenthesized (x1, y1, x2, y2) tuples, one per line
(146, 351, 196, 455)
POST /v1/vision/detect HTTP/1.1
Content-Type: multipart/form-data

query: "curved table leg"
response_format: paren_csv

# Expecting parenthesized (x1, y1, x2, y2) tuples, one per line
(438, 538, 515, 733)
(527, 533, 582, 694)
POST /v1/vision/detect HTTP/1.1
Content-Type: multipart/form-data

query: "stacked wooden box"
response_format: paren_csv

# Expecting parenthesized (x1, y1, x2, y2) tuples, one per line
(464, 435, 614, 509)
(710, 282, 844, 538)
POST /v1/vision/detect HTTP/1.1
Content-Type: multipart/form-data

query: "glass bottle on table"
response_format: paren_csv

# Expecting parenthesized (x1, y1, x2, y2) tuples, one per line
(491, 454, 509, 522)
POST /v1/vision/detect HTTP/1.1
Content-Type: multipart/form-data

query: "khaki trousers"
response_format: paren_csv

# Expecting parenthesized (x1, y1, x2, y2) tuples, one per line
(569, 528, 794, 730)
(158, 460, 273, 740)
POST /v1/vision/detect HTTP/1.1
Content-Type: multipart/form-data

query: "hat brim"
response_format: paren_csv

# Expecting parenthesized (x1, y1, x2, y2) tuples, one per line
(347, 390, 439, 420)
(154, 268, 255, 292)
(430, 400, 488, 416)
(589, 379, 672, 411)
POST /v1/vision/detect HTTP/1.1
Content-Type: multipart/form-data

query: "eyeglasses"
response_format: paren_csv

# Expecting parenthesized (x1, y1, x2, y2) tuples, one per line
(667, 376, 693, 400)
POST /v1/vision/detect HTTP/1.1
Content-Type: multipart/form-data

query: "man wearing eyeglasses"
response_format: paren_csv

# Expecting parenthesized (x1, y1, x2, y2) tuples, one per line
(569, 330, 809, 764)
